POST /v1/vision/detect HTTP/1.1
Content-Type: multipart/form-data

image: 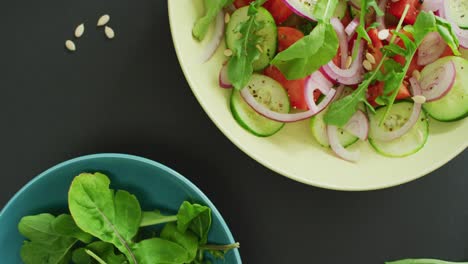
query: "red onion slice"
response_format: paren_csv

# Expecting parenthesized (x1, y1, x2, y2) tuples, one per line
(282, 0, 317, 21)
(421, 0, 442, 12)
(417, 32, 446, 66)
(321, 40, 365, 85)
(219, 62, 232, 88)
(344, 110, 369, 141)
(376, 0, 392, 42)
(240, 84, 336, 123)
(345, 18, 359, 37)
(200, 11, 225, 63)
(331, 17, 349, 68)
(327, 125, 360, 162)
(305, 71, 334, 112)
(371, 77, 423, 142)
(439, 2, 468, 48)
(420, 61, 456, 102)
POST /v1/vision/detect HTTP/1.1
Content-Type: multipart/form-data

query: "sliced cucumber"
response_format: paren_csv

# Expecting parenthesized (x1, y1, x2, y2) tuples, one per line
(448, 0, 468, 29)
(310, 110, 359, 148)
(422, 56, 468, 122)
(231, 74, 290, 137)
(226, 6, 277, 71)
(369, 102, 429, 158)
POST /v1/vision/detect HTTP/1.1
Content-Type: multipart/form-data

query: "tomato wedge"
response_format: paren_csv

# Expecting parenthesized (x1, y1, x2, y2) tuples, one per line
(367, 81, 411, 107)
(233, 0, 253, 8)
(367, 29, 384, 70)
(388, 0, 422, 25)
(277, 27, 304, 52)
(263, 0, 293, 24)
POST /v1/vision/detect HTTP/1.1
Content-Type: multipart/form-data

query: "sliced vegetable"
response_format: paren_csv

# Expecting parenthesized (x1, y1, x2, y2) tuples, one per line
(328, 125, 360, 162)
(310, 111, 359, 148)
(388, 0, 422, 24)
(321, 40, 364, 85)
(344, 110, 369, 141)
(277, 27, 304, 52)
(200, 11, 225, 63)
(219, 62, 233, 88)
(263, 0, 294, 24)
(231, 74, 290, 136)
(417, 32, 447, 66)
(423, 56, 468, 121)
(369, 101, 429, 157)
(446, 0, 468, 29)
(419, 60, 456, 102)
(282, 0, 318, 21)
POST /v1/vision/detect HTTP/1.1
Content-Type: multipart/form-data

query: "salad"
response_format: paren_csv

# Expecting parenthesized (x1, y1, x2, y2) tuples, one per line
(192, 0, 468, 162)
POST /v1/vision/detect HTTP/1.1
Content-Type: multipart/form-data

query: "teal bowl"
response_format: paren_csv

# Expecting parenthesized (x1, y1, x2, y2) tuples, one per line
(0, 153, 241, 263)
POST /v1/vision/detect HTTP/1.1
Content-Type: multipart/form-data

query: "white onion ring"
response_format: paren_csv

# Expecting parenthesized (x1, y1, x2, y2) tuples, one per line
(200, 11, 225, 63)
(321, 40, 365, 85)
(219, 62, 232, 88)
(345, 18, 359, 37)
(417, 32, 447, 66)
(240, 84, 336, 123)
(331, 17, 348, 68)
(282, 0, 317, 21)
(344, 110, 369, 141)
(327, 125, 360, 162)
(420, 61, 456, 102)
(371, 77, 423, 142)
(305, 71, 335, 112)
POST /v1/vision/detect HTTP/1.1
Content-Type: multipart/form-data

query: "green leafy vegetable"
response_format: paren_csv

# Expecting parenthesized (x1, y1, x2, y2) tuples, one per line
(177, 201, 212, 245)
(271, 22, 338, 80)
(192, 0, 232, 41)
(18, 213, 92, 264)
(68, 173, 142, 264)
(312, 0, 339, 22)
(386, 259, 468, 264)
(161, 222, 199, 260)
(140, 210, 177, 227)
(227, 0, 265, 90)
(132, 238, 192, 264)
(72, 242, 127, 264)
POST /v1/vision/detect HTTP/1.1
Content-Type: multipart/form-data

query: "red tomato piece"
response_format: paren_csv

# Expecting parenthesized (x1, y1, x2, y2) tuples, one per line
(367, 81, 411, 106)
(263, 0, 293, 24)
(277, 27, 304, 52)
(264, 66, 320, 110)
(367, 29, 384, 70)
(233, 0, 253, 8)
(388, 0, 422, 25)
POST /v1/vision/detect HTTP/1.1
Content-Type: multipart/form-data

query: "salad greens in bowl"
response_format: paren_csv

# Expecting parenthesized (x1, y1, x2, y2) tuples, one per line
(169, 0, 467, 190)
(0, 154, 241, 264)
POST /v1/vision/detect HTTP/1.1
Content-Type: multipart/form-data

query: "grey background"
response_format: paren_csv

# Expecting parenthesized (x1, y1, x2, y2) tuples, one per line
(1, 0, 467, 263)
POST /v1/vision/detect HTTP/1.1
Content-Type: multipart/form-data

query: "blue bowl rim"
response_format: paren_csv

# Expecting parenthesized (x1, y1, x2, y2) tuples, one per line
(0, 153, 241, 262)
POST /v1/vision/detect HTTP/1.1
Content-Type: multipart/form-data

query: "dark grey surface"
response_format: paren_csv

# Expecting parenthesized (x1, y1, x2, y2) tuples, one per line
(1, 1, 467, 263)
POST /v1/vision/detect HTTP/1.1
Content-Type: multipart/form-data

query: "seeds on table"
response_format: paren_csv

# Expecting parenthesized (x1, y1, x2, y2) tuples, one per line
(74, 23, 85, 38)
(97, 14, 110, 26)
(65, 40, 76, 51)
(104, 26, 115, 39)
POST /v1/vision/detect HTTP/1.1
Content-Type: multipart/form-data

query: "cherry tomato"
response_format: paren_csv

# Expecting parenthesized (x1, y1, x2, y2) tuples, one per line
(233, 0, 253, 8)
(277, 27, 304, 52)
(263, 0, 293, 24)
(388, 0, 422, 25)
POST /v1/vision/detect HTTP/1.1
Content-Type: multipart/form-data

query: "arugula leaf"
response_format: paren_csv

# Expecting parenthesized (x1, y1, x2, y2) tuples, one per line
(177, 202, 212, 245)
(192, 0, 232, 41)
(72, 242, 127, 264)
(271, 22, 338, 80)
(386, 259, 468, 264)
(227, 1, 264, 90)
(68, 173, 142, 264)
(312, 0, 339, 22)
(132, 238, 192, 264)
(18, 213, 92, 264)
(161, 222, 199, 261)
(355, 0, 384, 43)
(140, 210, 177, 227)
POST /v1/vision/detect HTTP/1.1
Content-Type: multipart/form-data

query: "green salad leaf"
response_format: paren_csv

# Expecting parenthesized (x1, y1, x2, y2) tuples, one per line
(177, 201, 212, 245)
(132, 238, 192, 264)
(140, 210, 177, 227)
(72, 242, 127, 264)
(68, 173, 142, 264)
(161, 222, 199, 260)
(18, 213, 92, 264)
(192, 0, 232, 41)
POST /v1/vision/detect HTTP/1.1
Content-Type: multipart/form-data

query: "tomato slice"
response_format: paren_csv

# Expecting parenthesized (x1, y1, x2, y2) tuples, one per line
(277, 27, 304, 52)
(263, 0, 293, 24)
(367, 81, 411, 106)
(388, 0, 422, 25)
(233, 0, 253, 8)
(367, 29, 384, 70)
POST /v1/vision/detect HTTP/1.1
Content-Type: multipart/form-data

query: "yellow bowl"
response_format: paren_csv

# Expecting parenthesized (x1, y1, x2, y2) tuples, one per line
(168, 0, 468, 191)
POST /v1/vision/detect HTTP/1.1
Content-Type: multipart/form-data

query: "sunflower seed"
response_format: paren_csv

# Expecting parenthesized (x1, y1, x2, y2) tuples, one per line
(365, 52, 376, 64)
(378, 29, 390, 40)
(412, 95, 426, 104)
(224, 13, 230, 24)
(224, 49, 233, 57)
(74, 23, 85, 38)
(65, 40, 76, 51)
(412, 70, 421, 80)
(97, 14, 110, 26)
(363, 60, 373, 71)
(104, 26, 115, 39)
(345, 56, 352, 68)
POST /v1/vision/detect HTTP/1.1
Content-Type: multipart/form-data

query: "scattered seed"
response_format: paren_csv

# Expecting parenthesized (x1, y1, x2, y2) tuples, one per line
(363, 60, 373, 71)
(104, 26, 115, 39)
(345, 56, 352, 69)
(97, 14, 110, 26)
(378, 29, 390, 40)
(412, 95, 426, 104)
(365, 52, 376, 64)
(65, 40, 76, 51)
(256, 44, 264, 53)
(412, 70, 421, 80)
(224, 13, 230, 24)
(74, 23, 85, 38)
(224, 49, 233, 57)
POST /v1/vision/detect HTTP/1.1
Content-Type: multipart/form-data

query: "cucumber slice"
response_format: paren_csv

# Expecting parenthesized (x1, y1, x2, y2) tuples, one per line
(448, 0, 468, 29)
(231, 74, 290, 137)
(369, 102, 429, 158)
(226, 6, 277, 71)
(310, 110, 359, 148)
(422, 56, 468, 122)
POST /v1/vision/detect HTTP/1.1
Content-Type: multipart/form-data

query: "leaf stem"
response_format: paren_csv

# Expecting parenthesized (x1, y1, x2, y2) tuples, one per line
(139, 215, 178, 227)
(200, 242, 240, 251)
(85, 249, 108, 264)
